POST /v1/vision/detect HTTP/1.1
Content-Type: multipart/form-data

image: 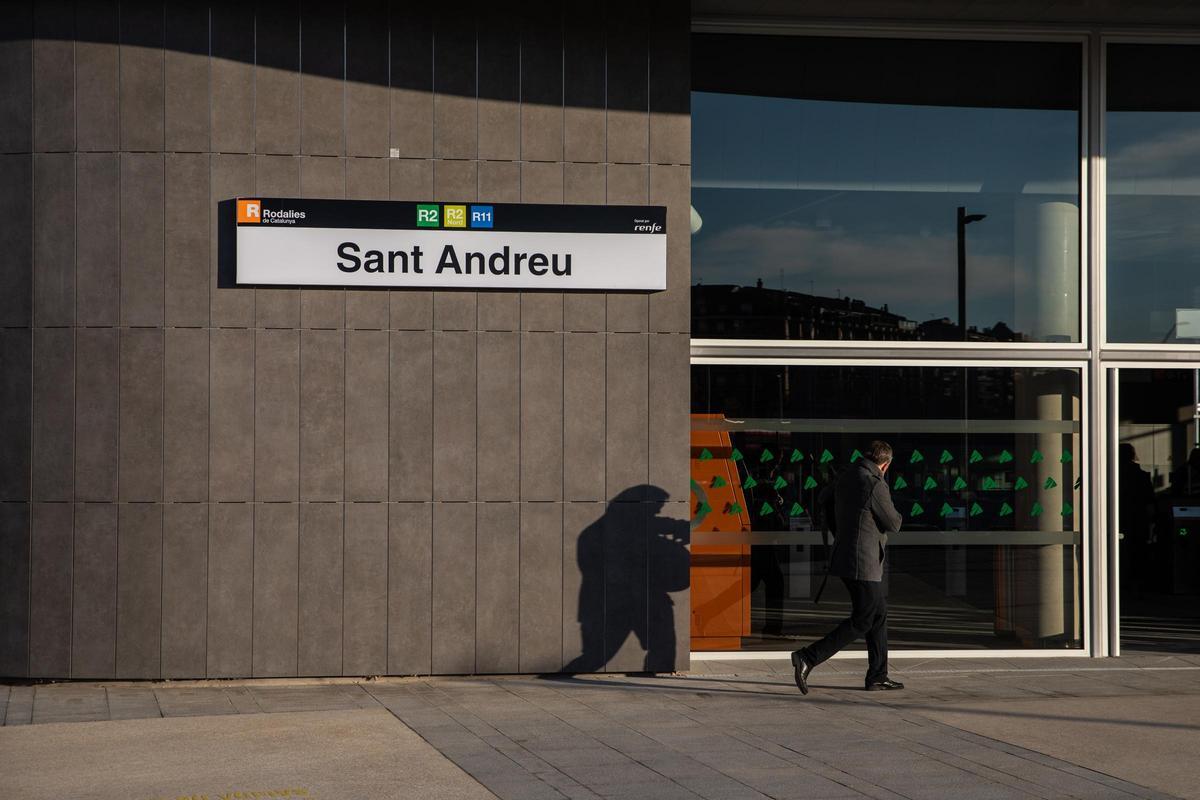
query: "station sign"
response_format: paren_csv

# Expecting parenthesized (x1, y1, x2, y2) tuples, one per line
(229, 198, 666, 291)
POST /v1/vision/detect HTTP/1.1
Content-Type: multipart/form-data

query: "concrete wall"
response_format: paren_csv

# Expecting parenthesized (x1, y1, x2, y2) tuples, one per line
(0, 0, 691, 679)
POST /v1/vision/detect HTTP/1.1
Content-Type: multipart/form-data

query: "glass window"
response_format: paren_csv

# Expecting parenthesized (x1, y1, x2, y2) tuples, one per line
(1107, 44, 1200, 344)
(691, 36, 1082, 343)
(690, 364, 1084, 650)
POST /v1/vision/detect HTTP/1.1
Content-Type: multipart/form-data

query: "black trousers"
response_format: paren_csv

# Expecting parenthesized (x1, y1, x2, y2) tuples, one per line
(803, 575, 888, 684)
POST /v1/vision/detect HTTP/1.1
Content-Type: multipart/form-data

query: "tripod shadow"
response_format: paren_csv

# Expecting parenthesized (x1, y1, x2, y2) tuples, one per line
(562, 485, 690, 674)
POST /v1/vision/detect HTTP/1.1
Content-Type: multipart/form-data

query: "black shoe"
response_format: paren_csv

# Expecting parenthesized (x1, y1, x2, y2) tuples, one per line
(790, 650, 812, 695)
(865, 678, 904, 691)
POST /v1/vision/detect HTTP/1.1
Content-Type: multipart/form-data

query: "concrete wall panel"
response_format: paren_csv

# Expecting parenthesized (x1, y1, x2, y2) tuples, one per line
(164, 328, 209, 502)
(253, 502, 299, 677)
(120, 153, 166, 327)
(477, 333, 520, 501)
(564, 333, 606, 502)
(255, 330, 301, 502)
(390, 331, 433, 501)
(301, 2, 346, 156)
(0, 330, 32, 502)
(210, 329, 255, 502)
(519, 501, 562, 672)
(255, 1, 300, 156)
(0, 503, 31, 676)
(164, 1, 210, 152)
(432, 332, 476, 502)
(32, 328, 73, 501)
(300, 330, 345, 501)
(75, 2, 119, 152)
(29, 502, 72, 677)
(207, 502, 252, 677)
(161, 502, 208, 678)
(475, 502, 519, 674)
(298, 502, 343, 676)
(0, 156, 32, 327)
(165, 153, 211, 327)
(343, 502, 388, 675)
(388, 502, 432, 675)
(76, 154, 119, 326)
(116, 502, 162, 678)
(32, 1, 73, 153)
(71, 503, 117, 678)
(432, 502, 475, 674)
(74, 329, 119, 502)
(33, 153, 74, 327)
(119, 0, 165, 153)
(346, 331, 390, 501)
(118, 328, 165, 502)
(520, 333, 563, 501)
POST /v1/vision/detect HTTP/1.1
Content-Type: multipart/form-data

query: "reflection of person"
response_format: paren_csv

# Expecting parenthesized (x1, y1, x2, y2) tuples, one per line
(790, 441, 904, 694)
(564, 485, 689, 674)
(751, 546, 786, 637)
(1119, 443, 1154, 593)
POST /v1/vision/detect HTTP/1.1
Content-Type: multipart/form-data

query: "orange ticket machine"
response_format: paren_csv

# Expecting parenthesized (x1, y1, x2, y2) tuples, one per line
(690, 414, 752, 650)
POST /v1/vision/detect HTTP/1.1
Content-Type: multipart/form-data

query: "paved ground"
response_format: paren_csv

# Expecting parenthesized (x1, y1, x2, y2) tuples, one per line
(3, 654, 1200, 800)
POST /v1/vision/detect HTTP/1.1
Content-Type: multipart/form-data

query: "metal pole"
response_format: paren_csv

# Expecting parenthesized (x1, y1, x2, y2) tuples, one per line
(957, 206, 967, 341)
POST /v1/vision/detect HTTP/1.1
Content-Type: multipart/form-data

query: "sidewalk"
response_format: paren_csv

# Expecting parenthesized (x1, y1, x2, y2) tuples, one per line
(3, 654, 1199, 800)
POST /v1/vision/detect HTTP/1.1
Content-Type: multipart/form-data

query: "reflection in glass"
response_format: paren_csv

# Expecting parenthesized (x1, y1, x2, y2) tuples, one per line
(690, 365, 1084, 650)
(691, 35, 1082, 342)
(1107, 45, 1200, 344)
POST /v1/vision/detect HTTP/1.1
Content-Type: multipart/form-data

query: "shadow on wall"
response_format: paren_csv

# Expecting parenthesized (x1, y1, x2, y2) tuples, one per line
(565, 485, 690, 674)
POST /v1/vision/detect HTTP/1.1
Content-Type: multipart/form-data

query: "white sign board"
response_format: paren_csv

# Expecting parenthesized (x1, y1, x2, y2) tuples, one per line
(228, 198, 666, 291)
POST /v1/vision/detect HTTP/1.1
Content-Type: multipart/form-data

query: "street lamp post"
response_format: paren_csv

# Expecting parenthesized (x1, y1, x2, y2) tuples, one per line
(957, 206, 987, 341)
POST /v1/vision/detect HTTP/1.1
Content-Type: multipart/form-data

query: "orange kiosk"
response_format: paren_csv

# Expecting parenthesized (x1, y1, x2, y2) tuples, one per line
(689, 414, 752, 649)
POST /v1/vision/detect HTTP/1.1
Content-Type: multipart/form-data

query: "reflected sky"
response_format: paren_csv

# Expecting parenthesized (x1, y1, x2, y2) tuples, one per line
(1107, 111, 1200, 343)
(692, 91, 1080, 337)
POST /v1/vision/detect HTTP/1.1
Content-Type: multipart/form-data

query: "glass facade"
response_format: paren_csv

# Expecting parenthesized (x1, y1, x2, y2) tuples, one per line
(690, 30, 1200, 657)
(1107, 44, 1200, 344)
(691, 36, 1082, 343)
(690, 365, 1084, 650)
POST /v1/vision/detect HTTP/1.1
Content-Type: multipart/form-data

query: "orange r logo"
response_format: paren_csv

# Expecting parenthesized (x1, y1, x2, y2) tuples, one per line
(238, 199, 262, 223)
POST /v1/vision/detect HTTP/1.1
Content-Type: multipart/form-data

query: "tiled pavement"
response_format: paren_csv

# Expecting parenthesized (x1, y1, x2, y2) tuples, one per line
(4, 654, 1200, 799)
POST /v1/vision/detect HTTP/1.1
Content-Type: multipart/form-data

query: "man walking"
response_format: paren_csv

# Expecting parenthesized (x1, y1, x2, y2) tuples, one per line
(791, 440, 904, 694)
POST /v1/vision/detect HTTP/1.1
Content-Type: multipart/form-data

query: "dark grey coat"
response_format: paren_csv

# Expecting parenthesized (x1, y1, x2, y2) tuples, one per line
(828, 461, 903, 582)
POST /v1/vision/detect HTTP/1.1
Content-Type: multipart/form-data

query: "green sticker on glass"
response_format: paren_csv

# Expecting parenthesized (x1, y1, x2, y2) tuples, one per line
(1044, 476, 1058, 490)
(696, 501, 712, 517)
(1031, 501, 1044, 517)
(850, 449, 864, 463)
(969, 450, 983, 464)
(789, 502, 805, 516)
(772, 476, 787, 490)
(760, 448, 774, 463)
(820, 449, 834, 464)
(952, 476, 968, 491)
(893, 476, 908, 490)
(910, 450, 925, 463)
(1061, 502, 1073, 516)
(999, 502, 1014, 517)
(1061, 450, 1072, 463)
(803, 476, 818, 490)
(790, 449, 804, 463)
(743, 475, 758, 490)
(939, 449, 954, 464)
(923, 476, 938, 491)
(998, 449, 1014, 464)
(1014, 476, 1029, 490)
(970, 502, 984, 517)
(981, 476, 997, 490)
(911, 501, 925, 516)
(699, 448, 713, 461)
(758, 501, 774, 516)
(1180, 528, 1189, 538)
(710, 475, 727, 488)
(1031, 450, 1044, 464)
(939, 502, 954, 517)
(728, 502, 744, 515)
(731, 448, 743, 462)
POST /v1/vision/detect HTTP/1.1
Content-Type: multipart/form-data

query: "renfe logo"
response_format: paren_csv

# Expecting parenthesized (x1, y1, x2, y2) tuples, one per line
(416, 204, 439, 227)
(238, 199, 262, 223)
(470, 205, 494, 228)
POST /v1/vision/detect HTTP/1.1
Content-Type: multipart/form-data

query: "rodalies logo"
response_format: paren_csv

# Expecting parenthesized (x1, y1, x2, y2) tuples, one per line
(237, 199, 262, 223)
